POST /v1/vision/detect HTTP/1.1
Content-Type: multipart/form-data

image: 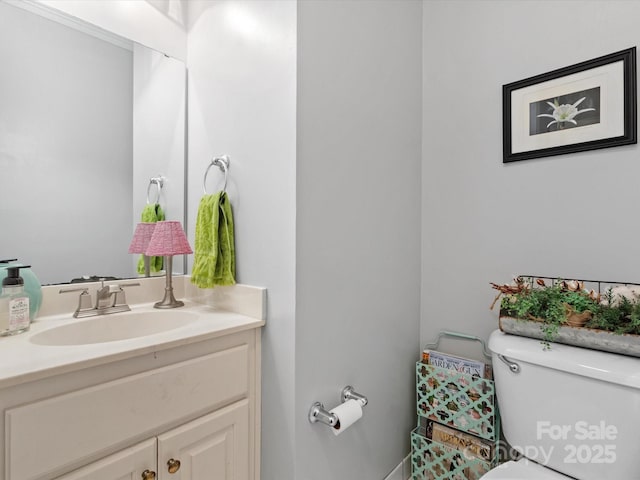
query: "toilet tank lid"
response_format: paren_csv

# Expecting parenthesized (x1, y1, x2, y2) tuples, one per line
(489, 330, 640, 389)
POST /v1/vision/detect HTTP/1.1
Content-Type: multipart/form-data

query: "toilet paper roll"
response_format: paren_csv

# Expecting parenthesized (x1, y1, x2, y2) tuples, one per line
(329, 399, 363, 436)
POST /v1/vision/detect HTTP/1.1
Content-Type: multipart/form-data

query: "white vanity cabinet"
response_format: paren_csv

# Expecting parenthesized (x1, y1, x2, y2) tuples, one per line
(53, 439, 157, 480)
(156, 400, 249, 480)
(0, 322, 262, 480)
(55, 400, 248, 480)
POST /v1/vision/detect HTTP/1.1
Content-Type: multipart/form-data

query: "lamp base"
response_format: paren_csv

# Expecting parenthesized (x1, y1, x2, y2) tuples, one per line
(142, 255, 151, 278)
(153, 256, 184, 309)
(154, 296, 184, 309)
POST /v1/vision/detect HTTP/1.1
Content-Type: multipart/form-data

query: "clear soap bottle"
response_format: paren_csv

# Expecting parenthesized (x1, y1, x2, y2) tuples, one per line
(0, 266, 31, 336)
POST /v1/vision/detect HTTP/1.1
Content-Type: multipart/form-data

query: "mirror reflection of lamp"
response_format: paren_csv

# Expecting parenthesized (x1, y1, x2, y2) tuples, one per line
(144, 221, 192, 309)
(128, 223, 157, 278)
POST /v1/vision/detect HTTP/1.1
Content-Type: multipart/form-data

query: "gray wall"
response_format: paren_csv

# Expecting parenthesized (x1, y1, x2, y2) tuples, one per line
(188, 1, 422, 479)
(296, 1, 422, 479)
(186, 2, 298, 479)
(421, 0, 640, 358)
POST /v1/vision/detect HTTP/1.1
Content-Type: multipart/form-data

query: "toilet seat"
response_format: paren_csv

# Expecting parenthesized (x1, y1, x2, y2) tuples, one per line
(481, 460, 572, 479)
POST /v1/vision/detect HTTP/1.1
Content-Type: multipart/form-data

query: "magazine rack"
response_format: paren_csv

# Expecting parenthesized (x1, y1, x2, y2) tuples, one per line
(411, 332, 500, 480)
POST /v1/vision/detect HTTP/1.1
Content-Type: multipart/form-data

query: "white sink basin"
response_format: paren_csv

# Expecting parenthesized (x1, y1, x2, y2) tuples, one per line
(30, 311, 199, 346)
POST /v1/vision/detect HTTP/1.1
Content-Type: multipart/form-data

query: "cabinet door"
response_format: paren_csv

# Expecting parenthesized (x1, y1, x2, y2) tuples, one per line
(157, 400, 249, 480)
(54, 438, 157, 480)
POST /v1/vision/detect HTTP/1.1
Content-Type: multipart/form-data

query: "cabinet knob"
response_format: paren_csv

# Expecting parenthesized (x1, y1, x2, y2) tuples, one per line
(141, 470, 156, 480)
(167, 458, 181, 474)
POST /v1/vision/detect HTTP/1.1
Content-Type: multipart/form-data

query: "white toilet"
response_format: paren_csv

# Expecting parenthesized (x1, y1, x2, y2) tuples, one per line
(482, 329, 640, 479)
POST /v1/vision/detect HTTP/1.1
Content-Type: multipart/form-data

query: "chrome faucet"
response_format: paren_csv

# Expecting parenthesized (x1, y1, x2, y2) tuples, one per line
(60, 279, 140, 318)
(96, 283, 121, 309)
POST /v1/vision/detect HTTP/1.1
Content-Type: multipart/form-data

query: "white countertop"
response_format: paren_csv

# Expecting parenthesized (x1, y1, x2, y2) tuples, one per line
(0, 297, 265, 389)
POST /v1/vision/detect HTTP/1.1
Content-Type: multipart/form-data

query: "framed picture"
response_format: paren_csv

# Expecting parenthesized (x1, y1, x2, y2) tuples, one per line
(503, 47, 636, 163)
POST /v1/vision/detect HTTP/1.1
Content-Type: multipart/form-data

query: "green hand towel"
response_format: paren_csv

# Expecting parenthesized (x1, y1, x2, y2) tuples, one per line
(191, 191, 236, 288)
(137, 203, 165, 274)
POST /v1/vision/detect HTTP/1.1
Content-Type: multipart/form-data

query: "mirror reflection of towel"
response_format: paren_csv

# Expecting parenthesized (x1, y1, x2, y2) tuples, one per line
(137, 203, 165, 274)
(191, 191, 236, 288)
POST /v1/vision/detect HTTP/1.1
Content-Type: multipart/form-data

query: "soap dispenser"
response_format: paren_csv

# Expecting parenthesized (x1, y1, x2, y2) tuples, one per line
(0, 259, 41, 320)
(0, 265, 31, 336)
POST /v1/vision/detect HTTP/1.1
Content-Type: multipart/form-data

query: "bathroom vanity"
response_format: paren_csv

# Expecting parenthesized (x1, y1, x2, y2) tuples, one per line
(0, 282, 265, 480)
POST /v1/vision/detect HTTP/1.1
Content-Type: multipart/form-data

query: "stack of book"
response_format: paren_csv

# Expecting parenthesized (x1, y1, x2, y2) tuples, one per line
(417, 418, 493, 478)
(420, 349, 494, 436)
(421, 350, 492, 380)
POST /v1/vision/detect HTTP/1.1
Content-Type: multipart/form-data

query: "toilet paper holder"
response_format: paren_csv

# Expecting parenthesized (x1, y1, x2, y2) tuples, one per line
(308, 385, 368, 427)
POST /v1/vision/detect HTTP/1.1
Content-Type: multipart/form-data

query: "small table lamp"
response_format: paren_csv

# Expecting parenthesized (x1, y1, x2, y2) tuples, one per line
(145, 221, 193, 308)
(128, 222, 157, 277)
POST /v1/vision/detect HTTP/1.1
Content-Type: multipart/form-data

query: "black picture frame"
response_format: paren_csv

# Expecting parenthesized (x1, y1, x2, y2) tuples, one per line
(503, 47, 636, 163)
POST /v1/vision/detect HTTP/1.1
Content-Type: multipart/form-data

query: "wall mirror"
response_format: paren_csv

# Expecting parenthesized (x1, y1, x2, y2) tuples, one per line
(0, 0, 186, 285)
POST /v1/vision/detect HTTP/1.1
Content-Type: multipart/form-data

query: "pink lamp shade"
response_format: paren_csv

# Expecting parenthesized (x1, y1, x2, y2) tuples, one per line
(145, 221, 192, 256)
(128, 223, 157, 254)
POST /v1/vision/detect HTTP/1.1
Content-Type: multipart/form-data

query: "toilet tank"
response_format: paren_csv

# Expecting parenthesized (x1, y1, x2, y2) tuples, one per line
(489, 330, 640, 480)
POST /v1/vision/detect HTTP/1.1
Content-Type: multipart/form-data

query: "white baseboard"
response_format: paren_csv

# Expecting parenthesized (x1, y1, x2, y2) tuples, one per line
(403, 454, 411, 479)
(384, 453, 411, 480)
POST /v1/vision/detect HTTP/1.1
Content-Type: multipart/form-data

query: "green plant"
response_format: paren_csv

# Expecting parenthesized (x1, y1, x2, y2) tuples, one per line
(499, 281, 599, 346)
(587, 289, 640, 335)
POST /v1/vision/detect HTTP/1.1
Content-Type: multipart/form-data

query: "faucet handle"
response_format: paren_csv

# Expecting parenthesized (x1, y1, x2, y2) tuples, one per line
(59, 287, 89, 294)
(59, 287, 93, 317)
(113, 282, 140, 308)
(102, 282, 140, 292)
(77, 290, 93, 311)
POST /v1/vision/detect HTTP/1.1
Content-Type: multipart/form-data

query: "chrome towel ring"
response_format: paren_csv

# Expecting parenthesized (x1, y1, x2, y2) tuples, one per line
(203, 155, 230, 195)
(146, 176, 165, 204)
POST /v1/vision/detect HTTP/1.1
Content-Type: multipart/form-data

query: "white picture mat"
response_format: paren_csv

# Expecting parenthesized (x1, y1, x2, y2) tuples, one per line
(511, 61, 625, 154)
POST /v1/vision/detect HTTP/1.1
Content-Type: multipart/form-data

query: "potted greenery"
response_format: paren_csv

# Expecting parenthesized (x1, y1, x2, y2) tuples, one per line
(490, 277, 640, 355)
